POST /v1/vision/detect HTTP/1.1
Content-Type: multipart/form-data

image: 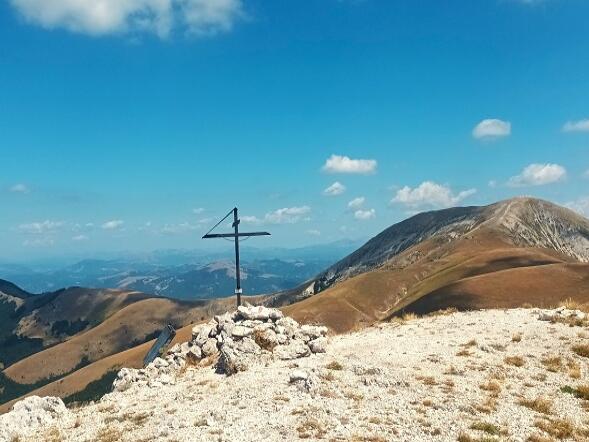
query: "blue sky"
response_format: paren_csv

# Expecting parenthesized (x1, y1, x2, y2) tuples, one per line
(0, 0, 588, 260)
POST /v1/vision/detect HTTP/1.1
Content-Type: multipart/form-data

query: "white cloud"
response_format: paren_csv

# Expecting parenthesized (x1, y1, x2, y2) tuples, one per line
(264, 206, 311, 224)
(306, 229, 321, 236)
(488, 180, 497, 188)
(392, 181, 477, 209)
(354, 208, 376, 220)
(323, 181, 346, 196)
(10, 183, 30, 193)
(322, 155, 377, 175)
(10, 0, 243, 38)
(241, 206, 311, 225)
(240, 215, 261, 224)
(563, 119, 589, 133)
(472, 119, 511, 139)
(72, 234, 89, 241)
(19, 220, 64, 234)
(508, 163, 567, 187)
(101, 219, 124, 230)
(192, 207, 205, 214)
(347, 197, 365, 210)
(584, 169, 589, 179)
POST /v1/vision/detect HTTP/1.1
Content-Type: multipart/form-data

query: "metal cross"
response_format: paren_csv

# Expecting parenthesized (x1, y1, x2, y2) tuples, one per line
(202, 207, 270, 306)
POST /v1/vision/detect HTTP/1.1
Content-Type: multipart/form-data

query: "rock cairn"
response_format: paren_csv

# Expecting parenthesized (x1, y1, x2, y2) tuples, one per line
(113, 305, 327, 392)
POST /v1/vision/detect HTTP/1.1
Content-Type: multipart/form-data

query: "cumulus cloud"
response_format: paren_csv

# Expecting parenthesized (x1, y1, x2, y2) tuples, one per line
(354, 208, 375, 220)
(101, 219, 124, 230)
(508, 163, 567, 187)
(472, 119, 511, 139)
(10, 183, 30, 193)
(9, 0, 243, 38)
(347, 197, 365, 210)
(241, 206, 311, 225)
(72, 234, 89, 241)
(264, 206, 311, 224)
(392, 181, 477, 209)
(563, 119, 589, 133)
(306, 229, 321, 236)
(322, 155, 377, 175)
(192, 207, 205, 214)
(19, 220, 64, 234)
(323, 181, 346, 196)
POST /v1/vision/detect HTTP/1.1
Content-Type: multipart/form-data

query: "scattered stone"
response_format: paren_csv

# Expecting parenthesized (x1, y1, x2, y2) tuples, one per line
(309, 337, 327, 354)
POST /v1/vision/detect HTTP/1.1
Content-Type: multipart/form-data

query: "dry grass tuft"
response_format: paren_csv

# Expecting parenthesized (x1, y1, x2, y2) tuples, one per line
(457, 432, 497, 442)
(416, 375, 437, 386)
(512, 333, 523, 343)
(504, 355, 525, 367)
(518, 397, 553, 414)
(560, 298, 589, 314)
(469, 421, 502, 436)
(457, 349, 472, 357)
(567, 359, 581, 379)
(296, 418, 326, 439)
(428, 307, 458, 317)
(479, 380, 501, 393)
(534, 418, 577, 439)
(526, 435, 556, 442)
(541, 356, 562, 373)
(326, 361, 344, 371)
(572, 344, 589, 358)
(96, 427, 122, 442)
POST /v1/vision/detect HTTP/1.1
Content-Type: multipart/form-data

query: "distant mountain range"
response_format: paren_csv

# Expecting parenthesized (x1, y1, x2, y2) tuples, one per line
(0, 241, 363, 299)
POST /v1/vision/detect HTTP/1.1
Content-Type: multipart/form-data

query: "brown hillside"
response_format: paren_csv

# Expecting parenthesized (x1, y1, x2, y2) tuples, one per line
(4, 296, 238, 384)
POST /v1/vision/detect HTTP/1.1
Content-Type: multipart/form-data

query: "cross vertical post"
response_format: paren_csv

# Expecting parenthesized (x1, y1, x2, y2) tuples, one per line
(202, 207, 271, 308)
(232, 207, 242, 306)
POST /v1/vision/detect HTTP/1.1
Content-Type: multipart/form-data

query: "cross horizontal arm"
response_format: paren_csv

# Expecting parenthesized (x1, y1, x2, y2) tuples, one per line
(202, 232, 271, 239)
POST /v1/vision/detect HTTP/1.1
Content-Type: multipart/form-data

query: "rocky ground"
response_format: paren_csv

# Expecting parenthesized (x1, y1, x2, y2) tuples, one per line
(3, 306, 589, 442)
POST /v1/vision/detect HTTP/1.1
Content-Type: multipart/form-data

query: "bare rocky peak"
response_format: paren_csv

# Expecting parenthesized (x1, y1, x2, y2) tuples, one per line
(485, 197, 589, 262)
(315, 197, 589, 291)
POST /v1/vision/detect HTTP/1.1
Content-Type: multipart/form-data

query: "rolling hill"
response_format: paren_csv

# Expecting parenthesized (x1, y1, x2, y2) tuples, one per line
(0, 281, 250, 408)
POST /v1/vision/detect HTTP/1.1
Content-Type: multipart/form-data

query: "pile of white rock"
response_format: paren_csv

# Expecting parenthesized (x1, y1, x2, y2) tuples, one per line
(0, 396, 70, 441)
(113, 305, 327, 392)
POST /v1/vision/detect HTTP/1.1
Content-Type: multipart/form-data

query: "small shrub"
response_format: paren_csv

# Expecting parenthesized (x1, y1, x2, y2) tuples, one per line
(504, 355, 525, 367)
(541, 356, 562, 373)
(572, 344, 589, 358)
(518, 397, 553, 414)
(512, 333, 522, 343)
(561, 384, 589, 400)
(457, 349, 472, 357)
